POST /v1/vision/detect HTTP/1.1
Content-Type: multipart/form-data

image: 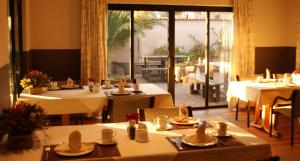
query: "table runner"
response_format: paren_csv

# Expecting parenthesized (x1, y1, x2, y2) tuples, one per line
(41, 144, 121, 161)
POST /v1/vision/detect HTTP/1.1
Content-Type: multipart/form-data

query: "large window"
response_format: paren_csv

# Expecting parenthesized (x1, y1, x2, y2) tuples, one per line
(107, 5, 233, 108)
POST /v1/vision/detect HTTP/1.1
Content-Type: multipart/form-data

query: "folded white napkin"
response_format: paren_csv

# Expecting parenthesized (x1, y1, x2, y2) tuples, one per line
(69, 130, 81, 151)
(138, 122, 147, 130)
(67, 77, 74, 87)
(118, 82, 125, 93)
(196, 123, 206, 139)
(266, 68, 271, 80)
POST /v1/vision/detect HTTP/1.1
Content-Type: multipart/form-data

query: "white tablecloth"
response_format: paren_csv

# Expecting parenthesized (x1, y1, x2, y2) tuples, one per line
(0, 117, 271, 161)
(227, 81, 300, 107)
(18, 83, 174, 115)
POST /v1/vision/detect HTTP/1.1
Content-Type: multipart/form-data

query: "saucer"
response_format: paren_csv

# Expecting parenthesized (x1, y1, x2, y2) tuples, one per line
(212, 132, 231, 137)
(102, 85, 112, 89)
(131, 90, 142, 93)
(54, 143, 94, 157)
(156, 124, 173, 131)
(95, 140, 117, 145)
(48, 87, 60, 91)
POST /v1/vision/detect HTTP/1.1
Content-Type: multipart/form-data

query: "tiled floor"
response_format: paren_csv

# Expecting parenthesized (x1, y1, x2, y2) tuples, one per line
(135, 74, 227, 107)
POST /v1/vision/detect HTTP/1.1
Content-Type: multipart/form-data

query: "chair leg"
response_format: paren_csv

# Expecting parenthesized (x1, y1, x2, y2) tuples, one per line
(247, 106, 250, 128)
(291, 117, 294, 146)
(235, 98, 240, 120)
(269, 110, 273, 137)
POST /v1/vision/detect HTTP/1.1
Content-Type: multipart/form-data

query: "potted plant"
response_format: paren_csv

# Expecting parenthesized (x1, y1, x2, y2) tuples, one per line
(0, 102, 45, 150)
(20, 70, 51, 94)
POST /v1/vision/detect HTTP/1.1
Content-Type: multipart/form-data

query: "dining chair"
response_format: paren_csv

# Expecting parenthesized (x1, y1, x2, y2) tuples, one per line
(102, 95, 155, 123)
(269, 89, 300, 146)
(235, 75, 257, 127)
(138, 106, 193, 121)
(100, 79, 137, 85)
(257, 156, 280, 161)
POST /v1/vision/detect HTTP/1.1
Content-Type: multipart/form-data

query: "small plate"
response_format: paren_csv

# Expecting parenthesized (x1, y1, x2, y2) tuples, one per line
(95, 140, 117, 145)
(212, 133, 231, 137)
(181, 134, 217, 147)
(60, 85, 80, 89)
(48, 87, 61, 91)
(102, 85, 113, 89)
(170, 117, 200, 125)
(54, 143, 94, 157)
(110, 90, 130, 96)
(131, 90, 142, 93)
(114, 83, 131, 88)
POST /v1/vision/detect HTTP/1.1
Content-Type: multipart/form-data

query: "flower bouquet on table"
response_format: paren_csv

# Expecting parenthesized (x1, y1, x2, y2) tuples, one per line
(126, 112, 139, 124)
(88, 78, 100, 93)
(20, 70, 51, 94)
(0, 102, 46, 150)
(292, 71, 300, 85)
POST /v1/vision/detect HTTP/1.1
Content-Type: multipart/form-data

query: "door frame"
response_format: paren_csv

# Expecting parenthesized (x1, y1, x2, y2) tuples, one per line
(108, 4, 233, 108)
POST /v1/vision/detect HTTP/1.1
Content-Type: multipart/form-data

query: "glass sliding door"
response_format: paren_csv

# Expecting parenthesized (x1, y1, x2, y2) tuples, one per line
(107, 10, 131, 80)
(174, 11, 207, 107)
(107, 4, 233, 109)
(133, 11, 169, 92)
(208, 12, 233, 106)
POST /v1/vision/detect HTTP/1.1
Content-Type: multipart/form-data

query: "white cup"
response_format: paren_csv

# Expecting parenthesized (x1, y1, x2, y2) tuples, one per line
(157, 115, 168, 129)
(105, 80, 111, 88)
(102, 129, 116, 143)
(217, 122, 227, 136)
(135, 129, 149, 143)
(50, 81, 58, 89)
(133, 83, 140, 91)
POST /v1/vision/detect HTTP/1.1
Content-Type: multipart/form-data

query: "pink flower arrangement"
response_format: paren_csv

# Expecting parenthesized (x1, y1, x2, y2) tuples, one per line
(88, 78, 96, 83)
(20, 70, 51, 89)
(126, 112, 139, 123)
(0, 102, 46, 135)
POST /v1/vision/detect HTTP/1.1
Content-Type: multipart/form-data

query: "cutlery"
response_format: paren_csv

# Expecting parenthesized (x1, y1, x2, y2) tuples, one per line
(169, 137, 183, 150)
(44, 145, 51, 161)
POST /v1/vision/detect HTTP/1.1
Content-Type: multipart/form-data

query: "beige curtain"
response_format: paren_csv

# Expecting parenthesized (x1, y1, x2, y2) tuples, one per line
(230, 0, 255, 80)
(296, 1, 300, 71)
(81, 0, 107, 84)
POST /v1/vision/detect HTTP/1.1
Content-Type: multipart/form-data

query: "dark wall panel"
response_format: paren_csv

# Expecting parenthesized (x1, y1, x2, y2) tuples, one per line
(24, 49, 81, 81)
(255, 47, 296, 75)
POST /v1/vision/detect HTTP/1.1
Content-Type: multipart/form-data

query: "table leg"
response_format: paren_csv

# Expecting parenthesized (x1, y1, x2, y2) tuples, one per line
(61, 114, 70, 125)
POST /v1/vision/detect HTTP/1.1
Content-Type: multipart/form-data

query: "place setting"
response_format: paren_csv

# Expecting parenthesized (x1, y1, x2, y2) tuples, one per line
(154, 106, 212, 131)
(41, 130, 121, 161)
(167, 121, 244, 151)
(59, 78, 82, 90)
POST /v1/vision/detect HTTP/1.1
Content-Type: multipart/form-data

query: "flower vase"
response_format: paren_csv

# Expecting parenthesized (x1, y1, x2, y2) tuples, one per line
(7, 134, 33, 150)
(29, 87, 43, 95)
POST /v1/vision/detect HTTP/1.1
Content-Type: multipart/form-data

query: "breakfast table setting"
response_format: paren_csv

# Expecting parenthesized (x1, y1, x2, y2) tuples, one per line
(227, 71, 300, 135)
(18, 77, 174, 125)
(0, 114, 272, 161)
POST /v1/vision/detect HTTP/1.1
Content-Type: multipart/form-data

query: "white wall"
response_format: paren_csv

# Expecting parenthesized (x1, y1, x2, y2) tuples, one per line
(28, 0, 81, 49)
(254, 0, 297, 47)
(22, 0, 298, 50)
(107, 0, 232, 6)
(0, 0, 11, 109)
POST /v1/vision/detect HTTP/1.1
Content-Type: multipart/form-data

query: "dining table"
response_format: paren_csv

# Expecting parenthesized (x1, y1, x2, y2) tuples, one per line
(227, 80, 300, 136)
(18, 83, 174, 125)
(0, 116, 272, 161)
